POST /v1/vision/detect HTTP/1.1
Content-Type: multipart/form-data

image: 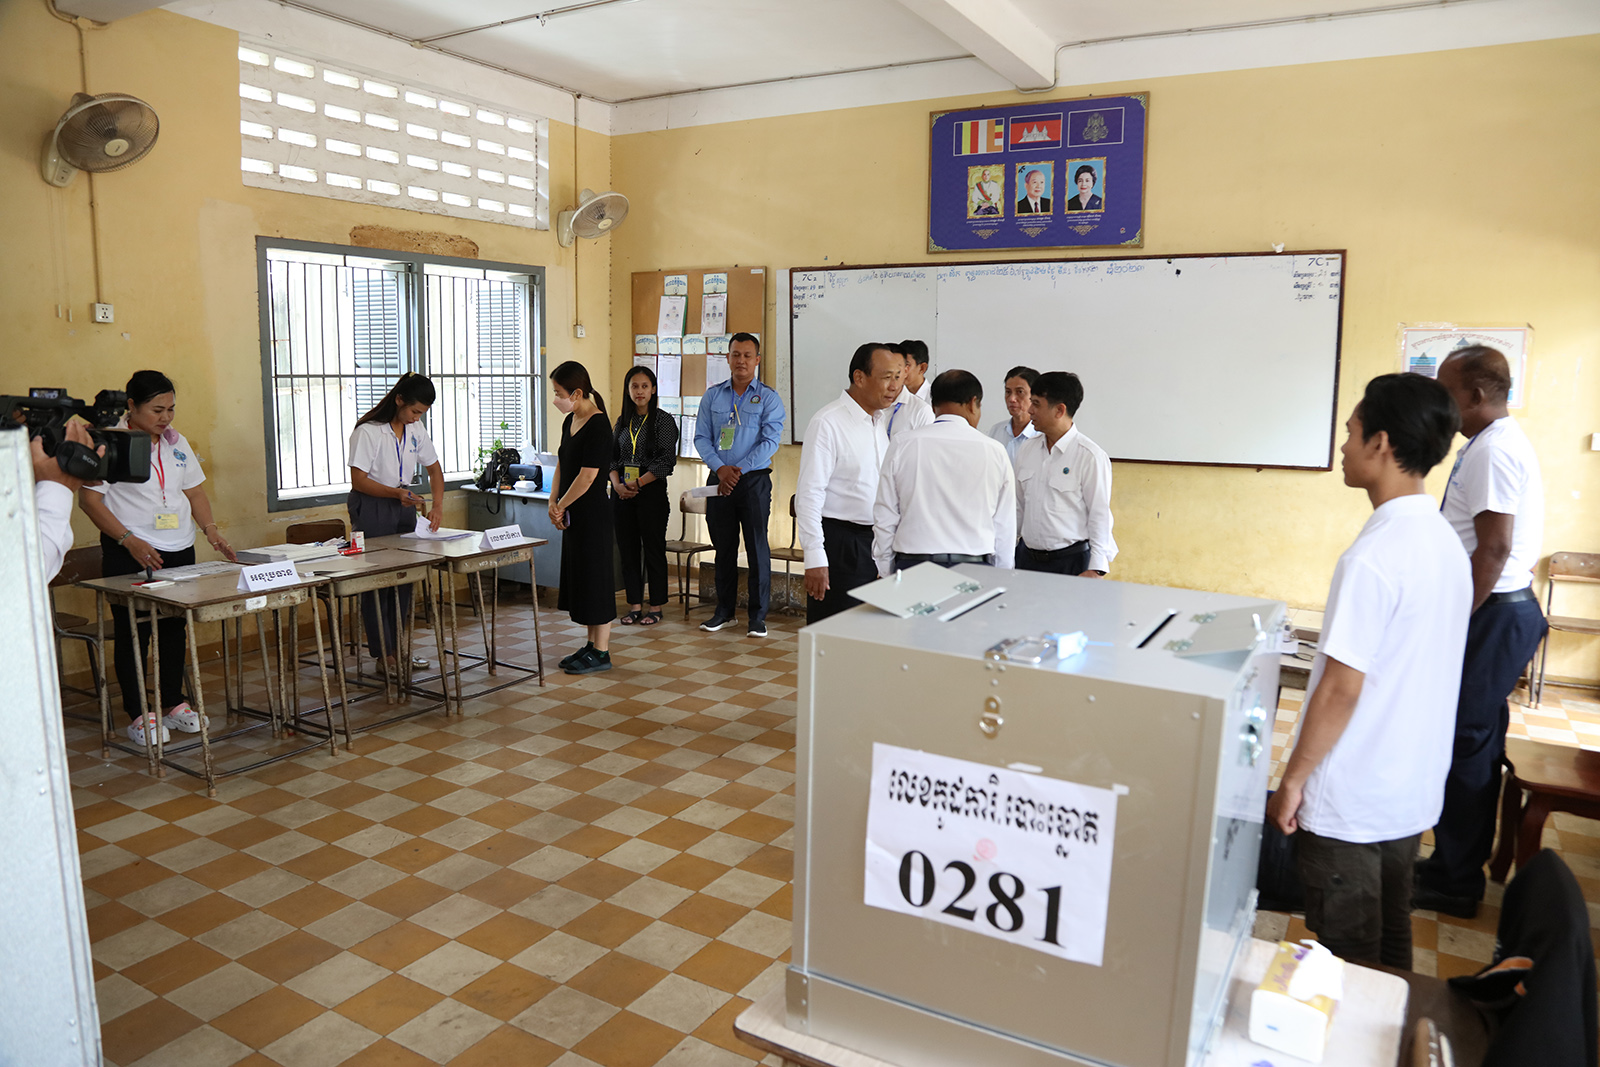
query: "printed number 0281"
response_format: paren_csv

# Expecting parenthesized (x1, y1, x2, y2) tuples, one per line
(897, 849, 1064, 946)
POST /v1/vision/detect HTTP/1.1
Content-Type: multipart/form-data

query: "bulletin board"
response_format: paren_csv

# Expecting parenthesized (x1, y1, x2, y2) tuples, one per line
(630, 267, 767, 459)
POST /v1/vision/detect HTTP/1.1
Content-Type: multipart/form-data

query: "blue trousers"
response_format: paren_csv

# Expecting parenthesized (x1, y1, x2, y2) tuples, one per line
(1417, 596, 1548, 899)
(705, 468, 772, 625)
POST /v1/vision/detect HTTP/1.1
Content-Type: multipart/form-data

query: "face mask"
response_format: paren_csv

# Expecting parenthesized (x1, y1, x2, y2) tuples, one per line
(553, 395, 575, 414)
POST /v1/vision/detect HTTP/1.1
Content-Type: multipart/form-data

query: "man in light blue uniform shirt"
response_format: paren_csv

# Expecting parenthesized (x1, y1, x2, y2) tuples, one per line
(695, 331, 787, 637)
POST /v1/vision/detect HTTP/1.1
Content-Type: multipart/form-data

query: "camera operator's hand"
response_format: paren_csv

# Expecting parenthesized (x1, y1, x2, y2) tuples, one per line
(124, 535, 164, 571)
(30, 423, 104, 491)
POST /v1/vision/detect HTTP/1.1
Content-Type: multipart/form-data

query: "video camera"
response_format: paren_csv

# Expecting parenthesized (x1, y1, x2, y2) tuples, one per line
(0, 388, 151, 483)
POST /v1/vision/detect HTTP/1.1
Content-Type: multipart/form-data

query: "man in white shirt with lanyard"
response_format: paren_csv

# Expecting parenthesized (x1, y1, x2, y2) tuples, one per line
(1414, 345, 1548, 919)
(873, 370, 1015, 575)
(1269, 373, 1471, 968)
(1014, 371, 1116, 577)
(884, 342, 932, 440)
(796, 343, 901, 623)
(986, 365, 1041, 463)
(901, 339, 933, 403)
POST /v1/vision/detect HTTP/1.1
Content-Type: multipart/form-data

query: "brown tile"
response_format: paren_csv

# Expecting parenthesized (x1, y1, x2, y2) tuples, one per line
(640, 818, 714, 853)
(87, 900, 147, 941)
(332, 1037, 438, 1066)
(143, 793, 215, 822)
(559, 861, 643, 900)
(563, 902, 655, 949)
(85, 858, 174, 899)
(455, 961, 558, 1021)
(382, 804, 458, 836)
(766, 752, 797, 773)
(737, 845, 793, 883)
(351, 921, 449, 971)
(630, 789, 698, 818)
(300, 811, 376, 843)
(621, 762, 686, 787)
(574, 1009, 685, 1067)
(374, 837, 456, 875)
(282, 844, 364, 882)
(692, 996, 755, 1057)
(460, 869, 545, 911)
(392, 777, 460, 805)
(1412, 915, 1438, 952)
(74, 800, 136, 828)
(552, 793, 622, 824)
(546, 742, 607, 766)
(333, 973, 444, 1035)
(707, 783, 774, 811)
(458, 912, 552, 959)
(228, 787, 302, 816)
(616, 738, 673, 761)
(545, 721, 600, 742)
(156, 892, 253, 938)
(677, 940, 771, 994)
(651, 854, 727, 892)
(208, 817, 289, 852)
(550, 767, 610, 793)
(188, 851, 273, 890)
(324, 756, 395, 782)
(400, 751, 462, 775)
(250, 761, 318, 786)
(466, 799, 539, 829)
(555, 824, 631, 860)
(212, 986, 324, 1049)
(238, 929, 342, 983)
(722, 812, 788, 843)
(261, 883, 356, 927)
(449, 1024, 562, 1067)
(366, 876, 454, 918)
(756, 882, 792, 919)
(474, 747, 539, 771)
(100, 997, 203, 1064)
(1436, 952, 1486, 980)
(316, 781, 382, 808)
(695, 757, 760, 781)
(120, 940, 230, 996)
(663, 894, 747, 938)
(462, 830, 541, 866)
(570, 951, 669, 1008)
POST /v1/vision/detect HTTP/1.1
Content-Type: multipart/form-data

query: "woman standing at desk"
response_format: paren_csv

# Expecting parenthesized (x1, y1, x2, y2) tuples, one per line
(611, 365, 678, 627)
(348, 372, 445, 672)
(548, 361, 616, 674)
(80, 370, 237, 747)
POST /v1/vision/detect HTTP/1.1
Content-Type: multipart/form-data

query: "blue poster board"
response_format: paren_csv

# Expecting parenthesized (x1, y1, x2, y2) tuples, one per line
(928, 94, 1148, 253)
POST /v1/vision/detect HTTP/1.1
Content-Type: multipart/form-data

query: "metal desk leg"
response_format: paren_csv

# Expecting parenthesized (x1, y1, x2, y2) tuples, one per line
(431, 570, 451, 716)
(473, 573, 492, 673)
(133, 598, 163, 777)
(253, 613, 279, 736)
(307, 596, 338, 757)
(487, 570, 499, 678)
(183, 607, 218, 797)
(394, 582, 410, 704)
(448, 570, 465, 711)
(530, 556, 545, 685)
(325, 592, 354, 750)
(96, 591, 111, 758)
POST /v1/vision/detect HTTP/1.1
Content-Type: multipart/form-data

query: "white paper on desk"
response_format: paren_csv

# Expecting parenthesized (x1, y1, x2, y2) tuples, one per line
(405, 515, 477, 541)
(701, 293, 728, 336)
(155, 560, 242, 581)
(658, 295, 686, 336)
(657, 353, 683, 397)
(705, 354, 731, 388)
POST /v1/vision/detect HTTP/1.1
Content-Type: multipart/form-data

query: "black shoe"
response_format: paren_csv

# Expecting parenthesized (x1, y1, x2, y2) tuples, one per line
(559, 643, 593, 670)
(1412, 883, 1479, 919)
(699, 615, 734, 632)
(564, 647, 613, 675)
(747, 621, 769, 638)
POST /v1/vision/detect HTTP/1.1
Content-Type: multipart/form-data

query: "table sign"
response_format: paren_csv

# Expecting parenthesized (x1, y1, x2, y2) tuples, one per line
(482, 525, 526, 550)
(236, 561, 301, 592)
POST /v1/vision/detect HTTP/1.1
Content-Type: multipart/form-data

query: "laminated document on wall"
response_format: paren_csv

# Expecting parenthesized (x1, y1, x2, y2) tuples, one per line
(634, 334, 658, 354)
(680, 396, 701, 459)
(657, 295, 686, 337)
(657, 353, 683, 397)
(701, 293, 728, 335)
(705, 354, 731, 388)
(633, 354, 657, 375)
(682, 334, 707, 355)
(663, 274, 689, 296)
(703, 272, 728, 294)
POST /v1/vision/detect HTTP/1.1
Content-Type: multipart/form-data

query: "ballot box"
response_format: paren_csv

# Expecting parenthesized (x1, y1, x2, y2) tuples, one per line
(789, 566, 1284, 1067)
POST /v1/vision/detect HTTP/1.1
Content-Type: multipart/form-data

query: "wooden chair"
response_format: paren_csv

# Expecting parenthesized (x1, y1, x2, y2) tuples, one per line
(1532, 551, 1600, 706)
(770, 494, 804, 576)
(1490, 737, 1600, 882)
(664, 492, 714, 615)
(286, 519, 347, 545)
(50, 546, 106, 722)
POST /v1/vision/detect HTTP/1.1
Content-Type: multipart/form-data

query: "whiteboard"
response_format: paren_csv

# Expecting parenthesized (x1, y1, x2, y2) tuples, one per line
(788, 252, 1344, 468)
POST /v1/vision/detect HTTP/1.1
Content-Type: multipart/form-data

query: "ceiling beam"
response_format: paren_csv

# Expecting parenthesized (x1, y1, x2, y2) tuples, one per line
(891, 0, 1056, 90)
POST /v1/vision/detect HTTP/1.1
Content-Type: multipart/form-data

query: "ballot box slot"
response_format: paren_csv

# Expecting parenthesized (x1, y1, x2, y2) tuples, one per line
(1134, 610, 1179, 649)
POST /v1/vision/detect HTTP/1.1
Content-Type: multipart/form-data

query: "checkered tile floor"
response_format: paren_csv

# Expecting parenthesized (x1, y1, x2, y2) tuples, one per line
(63, 593, 1600, 1065)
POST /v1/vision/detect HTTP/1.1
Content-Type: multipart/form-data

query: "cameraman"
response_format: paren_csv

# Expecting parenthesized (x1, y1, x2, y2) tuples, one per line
(29, 422, 99, 582)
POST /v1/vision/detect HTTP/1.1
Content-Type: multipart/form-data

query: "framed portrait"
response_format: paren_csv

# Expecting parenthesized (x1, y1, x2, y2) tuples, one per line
(928, 94, 1147, 252)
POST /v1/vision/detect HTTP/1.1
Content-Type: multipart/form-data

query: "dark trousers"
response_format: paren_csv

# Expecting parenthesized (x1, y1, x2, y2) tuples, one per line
(1418, 596, 1549, 900)
(1296, 828, 1421, 969)
(807, 519, 875, 625)
(1016, 539, 1089, 576)
(102, 535, 194, 722)
(615, 482, 670, 606)
(705, 468, 772, 625)
(348, 490, 415, 659)
(893, 552, 990, 570)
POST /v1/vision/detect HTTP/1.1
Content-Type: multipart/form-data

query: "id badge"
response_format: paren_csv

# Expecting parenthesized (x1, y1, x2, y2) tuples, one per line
(623, 466, 640, 483)
(718, 425, 736, 451)
(153, 512, 180, 530)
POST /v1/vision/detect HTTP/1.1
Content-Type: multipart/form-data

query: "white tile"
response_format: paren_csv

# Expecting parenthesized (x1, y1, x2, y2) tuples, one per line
(195, 911, 296, 959)
(241, 830, 323, 866)
(150, 837, 233, 873)
(128, 1025, 252, 1067)
(510, 884, 599, 927)
(509, 931, 608, 982)
(305, 902, 398, 948)
(421, 817, 499, 849)
(85, 811, 165, 843)
(389, 998, 500, 1062)
(320, 859, 406, 898)
(627, 972, 729, 1032)
(510, 846, 590, 882)
(652, 1036, 758, 1067)
(702, 869, 783, 908)
(92, 920, 185, 970)
(286, 951, 391, 1007)
(719, 911, 791, 957)
(121, 875, 211, 917)
(398, 941, 500, 994)
(96, 972, 156, 1023)
(410, 894, 500, 938)
(617, 922, 710, 970)
(335, 823, 415, 858)
(166, 962, 276, 1021)
(687, 832, 764, 866)
(509, 986, 617, 1047)
(262, 1011, 380, 1067)
(222, 867, 311, 907)
(599, 838, 677, 875)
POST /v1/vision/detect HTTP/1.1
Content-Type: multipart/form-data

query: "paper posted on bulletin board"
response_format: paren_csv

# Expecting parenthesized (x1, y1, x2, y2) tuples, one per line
(1400, 325, 1530, 408)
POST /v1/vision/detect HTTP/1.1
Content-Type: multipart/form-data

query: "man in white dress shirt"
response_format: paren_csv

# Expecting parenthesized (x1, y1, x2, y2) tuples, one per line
(986, 365, 1041, 462)
(873, 370, 1015, 576)
(901, 339, 932, 403)
(796, 343, 902, 623)
(1414, 346, 1548, 919)
(30, 422, 100, 581)
(1015, 372, 1116, 577)
(884, 342, 932, 440)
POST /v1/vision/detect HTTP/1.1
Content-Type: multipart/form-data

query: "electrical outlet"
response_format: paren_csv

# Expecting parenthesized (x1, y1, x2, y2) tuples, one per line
(93, 303, 114, 324)
(573, 323, 585, 338)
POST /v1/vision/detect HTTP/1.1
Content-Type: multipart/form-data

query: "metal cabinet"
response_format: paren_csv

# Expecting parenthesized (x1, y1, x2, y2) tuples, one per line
(789, 566, 1283, 1067)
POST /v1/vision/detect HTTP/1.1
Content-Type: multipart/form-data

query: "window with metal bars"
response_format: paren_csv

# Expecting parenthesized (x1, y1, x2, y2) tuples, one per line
(257, 238, 545, 511)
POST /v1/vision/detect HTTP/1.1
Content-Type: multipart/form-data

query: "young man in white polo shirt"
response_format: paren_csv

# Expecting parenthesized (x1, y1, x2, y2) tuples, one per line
(1015, 371, 1116, 577)
(1268, 374, 1471, 968)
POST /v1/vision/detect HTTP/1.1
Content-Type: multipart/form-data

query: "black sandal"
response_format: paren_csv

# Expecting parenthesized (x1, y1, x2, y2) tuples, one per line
(619, 609, 644, 625)
(640, 610, 663, 626)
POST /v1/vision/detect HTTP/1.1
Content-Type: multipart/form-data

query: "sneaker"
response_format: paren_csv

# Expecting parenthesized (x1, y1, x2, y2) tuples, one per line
(747, 622, 769, 638)
(1412, 883, 1479, 919)
(559, 643, 594, 670)
(163, 702, 202, 733)
(410, 655, 431, 670)
(127, 713, 170, 747)
(699, 615, 734, 632)
(564, 648, 613, 675)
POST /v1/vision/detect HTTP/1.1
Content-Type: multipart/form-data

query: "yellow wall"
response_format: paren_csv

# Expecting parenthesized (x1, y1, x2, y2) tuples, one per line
(1, 3, 611, 630)
(611, 36, 1600, 683)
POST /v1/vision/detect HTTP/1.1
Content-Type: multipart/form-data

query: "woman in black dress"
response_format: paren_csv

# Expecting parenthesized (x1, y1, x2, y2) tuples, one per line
(611, 365, 679, 627)
(548, 361, 617, 674)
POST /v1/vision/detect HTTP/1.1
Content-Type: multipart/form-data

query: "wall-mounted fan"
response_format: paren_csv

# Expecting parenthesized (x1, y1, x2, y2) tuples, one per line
(41, 92, 160, 188)
(557, 188, 629, 247)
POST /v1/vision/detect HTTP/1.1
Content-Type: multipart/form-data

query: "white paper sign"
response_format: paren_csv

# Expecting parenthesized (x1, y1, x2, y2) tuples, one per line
(864, 742, 1119, 967)
(657, 353, 683, 397)
(658, 295, 687, 336)
(482, 524, 525, 549)
(701, 293, 728, 336)
(237, 561, 300, 592)
(1400, 325, 1530, 408)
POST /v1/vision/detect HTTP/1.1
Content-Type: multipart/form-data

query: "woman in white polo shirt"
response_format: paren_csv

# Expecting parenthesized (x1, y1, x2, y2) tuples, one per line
(80, 370, 237, 747)
(348, 372, 445, 672)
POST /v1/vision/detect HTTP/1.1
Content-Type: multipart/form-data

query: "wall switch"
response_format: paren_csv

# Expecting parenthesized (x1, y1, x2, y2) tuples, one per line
(93, 303, 114, 323)
(573, 323, 585, 338)
(1591, 433, 1600, 451)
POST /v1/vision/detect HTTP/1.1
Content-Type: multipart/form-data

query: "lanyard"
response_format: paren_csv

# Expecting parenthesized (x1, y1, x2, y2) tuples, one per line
(152, 442, 168, 506)
(627, 416, 646, 459)
(888, 400, 903, 435)
(394, 426, 406, 484)
(1439, 432, 1479, 511)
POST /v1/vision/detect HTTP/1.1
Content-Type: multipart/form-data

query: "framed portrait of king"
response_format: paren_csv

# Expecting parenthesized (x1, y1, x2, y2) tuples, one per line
(929, 94, 1148, 253)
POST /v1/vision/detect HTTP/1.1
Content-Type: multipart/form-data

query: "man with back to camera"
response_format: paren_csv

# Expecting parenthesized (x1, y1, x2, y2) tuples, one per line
(1269, 373, 1471, 968)
(30, 422, 99, 581)
(873, 369, 1015, 575)
(795, 343, 901, 623)
(1016, 168, 1051, 214)
(1015, 371, 1116, 577)
(901, 339, 933, 403)
(695, 332, 786, 638)
(885, 342, 932, 440)
(986, 365, 1041, 463)
(1413, 345, 1547, 919)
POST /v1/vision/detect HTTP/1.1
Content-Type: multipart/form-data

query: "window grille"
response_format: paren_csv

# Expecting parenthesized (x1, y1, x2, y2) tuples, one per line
(258, 240, 544, 511)
(239, 41, 549, 230)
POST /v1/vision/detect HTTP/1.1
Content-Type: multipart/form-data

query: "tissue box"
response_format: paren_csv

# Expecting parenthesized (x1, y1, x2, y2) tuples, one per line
(1248, 941, 1341, 1063)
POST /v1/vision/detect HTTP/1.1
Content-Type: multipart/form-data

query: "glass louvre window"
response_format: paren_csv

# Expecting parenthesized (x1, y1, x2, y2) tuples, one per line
(259, 241, 544, 510)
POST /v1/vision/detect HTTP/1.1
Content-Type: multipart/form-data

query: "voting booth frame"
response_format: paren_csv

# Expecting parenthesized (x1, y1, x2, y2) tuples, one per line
(790, 566, 1283, 1067)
